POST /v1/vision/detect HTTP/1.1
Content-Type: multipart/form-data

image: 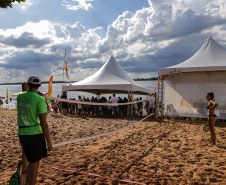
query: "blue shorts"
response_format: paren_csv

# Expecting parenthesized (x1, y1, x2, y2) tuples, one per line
(19, 134, 47, 163)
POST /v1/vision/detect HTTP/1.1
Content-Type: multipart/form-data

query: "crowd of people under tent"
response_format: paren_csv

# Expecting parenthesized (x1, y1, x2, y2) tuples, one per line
(49, 92, 156, 118)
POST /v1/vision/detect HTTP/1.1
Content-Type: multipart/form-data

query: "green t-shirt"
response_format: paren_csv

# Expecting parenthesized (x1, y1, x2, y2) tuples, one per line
(17, 91, 47, 135)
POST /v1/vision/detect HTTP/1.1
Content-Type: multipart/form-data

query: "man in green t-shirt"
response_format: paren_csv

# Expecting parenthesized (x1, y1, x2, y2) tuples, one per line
(17, 75, 53, 185)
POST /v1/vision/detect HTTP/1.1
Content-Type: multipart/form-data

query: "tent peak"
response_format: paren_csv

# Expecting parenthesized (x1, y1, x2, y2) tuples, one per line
(199, 36, 225, 52)
(158, 36, 226, 76)
(63, 55, 151, 95)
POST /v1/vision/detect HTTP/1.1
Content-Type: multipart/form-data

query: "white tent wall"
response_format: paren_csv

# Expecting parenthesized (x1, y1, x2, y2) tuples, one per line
(164, 72, 226, 119)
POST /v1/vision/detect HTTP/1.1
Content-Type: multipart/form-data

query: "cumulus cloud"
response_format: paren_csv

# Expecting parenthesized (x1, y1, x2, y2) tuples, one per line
(0, 32, 52, 49)
(205, 0, 226, 18)
(20, 0, 33, 10)
(0, 50, 61, 70)
(1, 0, 226, 82)
(0, 19, 104, 81)
(62, 0, 94, 11)
(65, 22, 86, 39)
(97, 0, 226, 75)
(144, 0, 226, 41)
(11, 0, 34, 10)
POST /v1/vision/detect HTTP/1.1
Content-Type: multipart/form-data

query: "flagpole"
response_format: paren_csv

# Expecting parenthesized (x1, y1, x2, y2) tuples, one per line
(61, 49, 66, 94)
(68, 50, 71, 84)
(62, 48, 71, 95)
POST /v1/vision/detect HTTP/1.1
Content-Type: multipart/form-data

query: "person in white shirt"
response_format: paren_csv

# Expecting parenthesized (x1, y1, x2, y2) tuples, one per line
(110, 93, 119, 118)
(148, 94, 155, 118)
(107, 96, 112, 117)
(77, 96, 82, 116)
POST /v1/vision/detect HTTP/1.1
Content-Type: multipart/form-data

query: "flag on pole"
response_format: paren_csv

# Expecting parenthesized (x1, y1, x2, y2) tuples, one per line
(6, 88, 9, 103)
(47, 75, 53, 104)
(48, 75, 53, 97)
(64, 51, 70, 81)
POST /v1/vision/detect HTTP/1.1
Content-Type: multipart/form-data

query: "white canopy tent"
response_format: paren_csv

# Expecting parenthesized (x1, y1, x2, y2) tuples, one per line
(158, 37, 226, 119)
(63, 56, 151, 95)
(159, 36, 226, 76)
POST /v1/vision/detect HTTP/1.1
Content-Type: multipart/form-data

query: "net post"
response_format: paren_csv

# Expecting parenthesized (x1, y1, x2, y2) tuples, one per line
(154, 92, 157, 119)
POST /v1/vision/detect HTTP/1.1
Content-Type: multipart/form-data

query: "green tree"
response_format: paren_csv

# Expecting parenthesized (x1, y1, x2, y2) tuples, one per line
(0, 0, 26, 9)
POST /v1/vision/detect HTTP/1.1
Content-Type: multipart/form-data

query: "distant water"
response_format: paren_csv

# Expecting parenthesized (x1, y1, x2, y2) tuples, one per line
(0, 81, 158, 109)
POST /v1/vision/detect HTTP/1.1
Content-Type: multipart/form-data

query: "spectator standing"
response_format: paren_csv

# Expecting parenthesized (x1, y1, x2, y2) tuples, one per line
(110, 93, 119, 118)
(51, 100, 58, 114)
(138, 97, 143, 117)
(122, 97, 128, 117)
(102, 97, 108, 117)
(77, 96, 82, 116)
(0, 99, 3, 109)
(94, 98, 99, 116)
(91, 96, 95, 116)
(107, 96, 112, 117)
(118, 97, 123, 118)
(60, 91, 68, 115)
(148, 94, 155, 119)
(86, 97, 91, 116)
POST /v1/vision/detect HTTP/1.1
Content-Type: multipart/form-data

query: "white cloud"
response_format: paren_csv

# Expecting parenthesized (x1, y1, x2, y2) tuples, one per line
(205, 0, 226, 18)
(65, 22, 86, 39)
(0, 20, 54, 38)
(20, 0, 33, 10)
(0, 19, 104, 81)
(179, 0, 212, 13)
(12, 0, 33, 10)
(144, 0, 226, 40)
(62, 0, 94, 11)
(97, 0, 226, 74)
(1, 0, 226, 83)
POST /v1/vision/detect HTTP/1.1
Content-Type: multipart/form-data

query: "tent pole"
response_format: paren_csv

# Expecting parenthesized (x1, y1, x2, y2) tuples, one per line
(62, 64, 64, 95)
(127, 93, 130, 117)
(154, 92, 157, 119)
(61, 50, 65, 95)
(157, 76, 164, 118)
(131, 91, 134, 117)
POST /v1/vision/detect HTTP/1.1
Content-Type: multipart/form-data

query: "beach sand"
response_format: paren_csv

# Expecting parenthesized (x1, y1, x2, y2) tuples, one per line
(1, 109, 226, 184)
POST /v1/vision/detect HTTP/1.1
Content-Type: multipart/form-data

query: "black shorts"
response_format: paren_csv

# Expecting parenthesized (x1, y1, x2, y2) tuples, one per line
(19, 134, 47, 163)
(150, 108, 155, 113)
(62, 102, 68, 109)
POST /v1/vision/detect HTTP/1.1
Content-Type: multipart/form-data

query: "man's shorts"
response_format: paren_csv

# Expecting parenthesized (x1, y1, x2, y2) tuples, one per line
(62, 102, 68, 109)
(150, 108, 155, 113)
(112, 106, 119, 113)
(19, 134, 47, 163)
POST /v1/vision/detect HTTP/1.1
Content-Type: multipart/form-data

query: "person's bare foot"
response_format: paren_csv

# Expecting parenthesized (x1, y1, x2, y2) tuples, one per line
(208, 143, 216, 146)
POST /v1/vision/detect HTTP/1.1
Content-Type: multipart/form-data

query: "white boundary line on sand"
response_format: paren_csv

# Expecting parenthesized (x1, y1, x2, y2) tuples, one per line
(40, 165, 146, 185)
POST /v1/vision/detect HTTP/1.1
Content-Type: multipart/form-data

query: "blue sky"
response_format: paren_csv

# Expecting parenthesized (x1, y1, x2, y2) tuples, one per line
(0, 0, 226, 83)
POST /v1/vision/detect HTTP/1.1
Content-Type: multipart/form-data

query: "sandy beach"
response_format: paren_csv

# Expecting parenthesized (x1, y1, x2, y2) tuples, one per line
(1, 109, 226, 184)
